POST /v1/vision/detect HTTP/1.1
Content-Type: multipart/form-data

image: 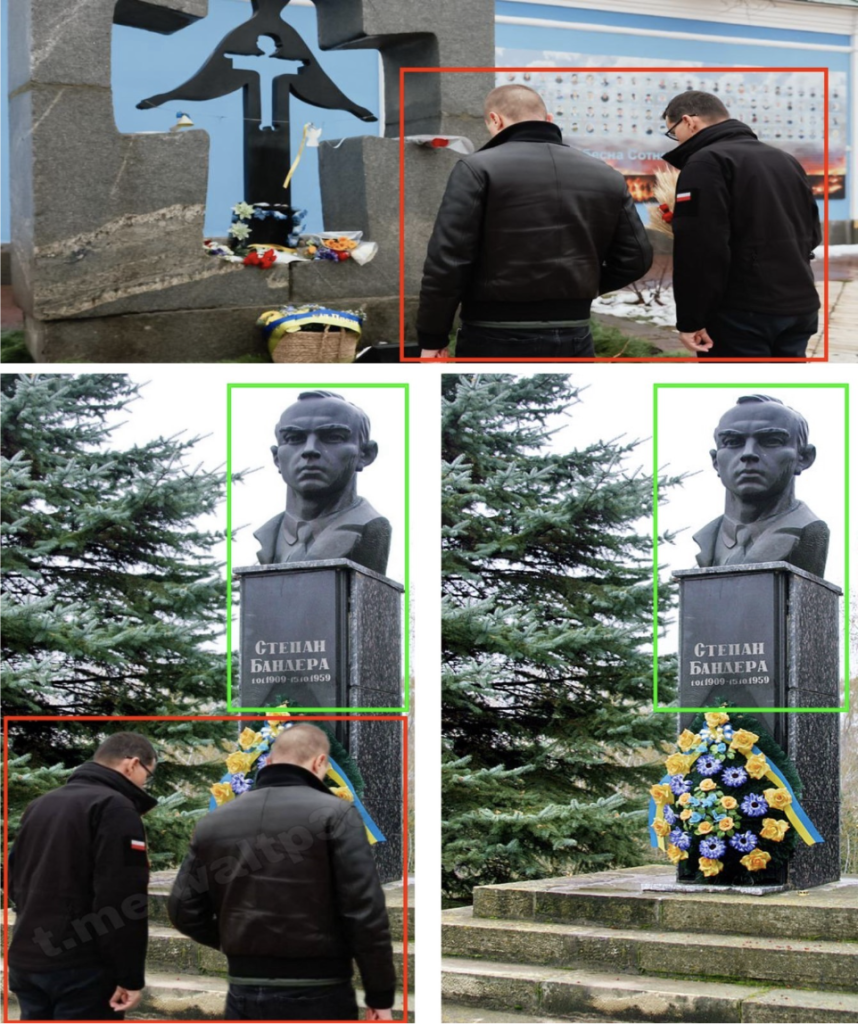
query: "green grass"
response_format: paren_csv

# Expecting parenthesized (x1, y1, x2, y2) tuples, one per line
(1, 330, 33, 363)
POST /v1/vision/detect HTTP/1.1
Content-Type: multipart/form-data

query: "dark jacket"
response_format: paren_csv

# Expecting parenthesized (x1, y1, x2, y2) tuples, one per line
(168, 763, 396, 1009)
(8, 762, 156, 989)
(417, 120, 653, 349)
(664, 119, 821, 332)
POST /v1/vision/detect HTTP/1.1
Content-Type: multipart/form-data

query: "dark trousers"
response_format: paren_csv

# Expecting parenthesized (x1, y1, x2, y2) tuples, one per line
(10, 964, 122, 1021)
(700, 307, 819, 359)
(456, 322, 595, 359)
(225, 980, 359, 1021)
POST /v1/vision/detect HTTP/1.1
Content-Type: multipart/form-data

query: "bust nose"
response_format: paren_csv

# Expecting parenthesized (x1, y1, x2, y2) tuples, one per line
(740, 440, 760, 461)
(301, 433, 321, 457)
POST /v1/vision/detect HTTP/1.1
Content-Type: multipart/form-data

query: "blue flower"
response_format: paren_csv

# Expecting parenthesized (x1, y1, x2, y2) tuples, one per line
(699, 836, 726, 859)
(695, 743, 708, 753)
(715, 743, 727, 752)
(700, 795, 718, 808)
(729, 831, 758, 853)
(230, 772, 252, 795)
(669, 829, 691, 850)
(256, 754, 269, 769)
(663, 806, 677, 825)
(696, 754, 721, 776)
(689, 812, 703, 824)
(670, 775, 692, 795)
(721, 766, 748, 788)
(741, 793, 769, 817)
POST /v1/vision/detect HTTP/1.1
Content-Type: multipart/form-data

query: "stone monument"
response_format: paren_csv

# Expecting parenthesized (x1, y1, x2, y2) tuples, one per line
(9, 0, 493, 360)
(233, 390, 403, 881)
(674, 394, 841, 889)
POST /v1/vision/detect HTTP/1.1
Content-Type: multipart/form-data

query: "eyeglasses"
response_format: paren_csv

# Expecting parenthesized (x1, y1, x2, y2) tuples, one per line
(138, 759, 156, 788)
(663, 115, 696, 141)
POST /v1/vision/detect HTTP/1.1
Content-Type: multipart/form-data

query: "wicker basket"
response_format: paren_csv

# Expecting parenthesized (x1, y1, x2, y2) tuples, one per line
(270, 326, 359, 364)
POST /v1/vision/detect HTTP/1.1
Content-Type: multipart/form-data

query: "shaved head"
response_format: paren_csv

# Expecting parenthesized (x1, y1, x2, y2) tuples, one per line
(269, 724, 330, 768)
(484, 84, 548, 125)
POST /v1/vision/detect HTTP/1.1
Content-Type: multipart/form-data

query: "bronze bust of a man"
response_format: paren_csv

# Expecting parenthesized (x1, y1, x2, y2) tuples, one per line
(693, 394, 828, 578)
(253, 390, 391, 575)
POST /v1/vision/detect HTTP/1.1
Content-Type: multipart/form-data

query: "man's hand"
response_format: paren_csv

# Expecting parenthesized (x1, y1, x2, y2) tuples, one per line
(678, 329, 714, 354)
(110, 987, 142, 1012)
(365, 1009, 393, 1021)
(420, 348, 449, 360)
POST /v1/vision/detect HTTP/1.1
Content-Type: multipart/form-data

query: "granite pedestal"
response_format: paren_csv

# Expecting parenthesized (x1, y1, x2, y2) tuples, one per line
(674, 561, 842, 889)
(234, 557, 404, 883)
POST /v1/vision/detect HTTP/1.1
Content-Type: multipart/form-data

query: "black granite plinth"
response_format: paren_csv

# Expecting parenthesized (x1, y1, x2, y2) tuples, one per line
(234, 558, 404, 711)
(674, 562, 842, 890)
(357, 716, 404, 885)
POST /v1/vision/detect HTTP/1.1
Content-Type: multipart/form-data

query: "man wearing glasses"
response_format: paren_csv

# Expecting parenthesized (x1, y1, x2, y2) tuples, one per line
(8, 733, 158, 1020)
(662, 90, 820, 358)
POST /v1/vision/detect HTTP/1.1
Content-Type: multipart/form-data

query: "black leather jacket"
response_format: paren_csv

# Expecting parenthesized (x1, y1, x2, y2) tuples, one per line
(168, 763, 396, 1009)
(664, 120, 821, 331)
(8, 762, 156, 990)
(417, 119, 653, 349)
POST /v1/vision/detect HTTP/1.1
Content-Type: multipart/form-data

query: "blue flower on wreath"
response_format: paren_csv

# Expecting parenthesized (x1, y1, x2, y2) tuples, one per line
(695, 742, 708, 753)
(723, 724, 734, 738)
(669, 829, 691, 850)
(689, 812, 703, 824)
(663, 805, 677, 825)
(696, 754, 721, 776)
(230, 772, 252, 795)
(670, 775, 692, 795)
(256, 754, 269, 770)
(721, 766, 748, 788)
(741, 793, 769, 817)
(699, 794, 718, 808)
(729, 831, 758, 853)
(699, 836, 726, 859)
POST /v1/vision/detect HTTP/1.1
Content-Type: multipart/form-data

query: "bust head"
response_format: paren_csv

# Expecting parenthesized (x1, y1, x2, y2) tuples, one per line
(710, 395, 815, 515)
(271, 391, 378, 511)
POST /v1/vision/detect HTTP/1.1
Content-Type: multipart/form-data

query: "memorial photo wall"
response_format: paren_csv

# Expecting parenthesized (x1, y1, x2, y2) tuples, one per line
(496, 57, 844, 204)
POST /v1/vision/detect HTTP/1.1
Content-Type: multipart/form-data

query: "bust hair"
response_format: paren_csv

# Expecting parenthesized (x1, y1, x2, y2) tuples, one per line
(661, 90, 730, 125)
(275, 390, 371, 447)
(733, 394, 810, 449)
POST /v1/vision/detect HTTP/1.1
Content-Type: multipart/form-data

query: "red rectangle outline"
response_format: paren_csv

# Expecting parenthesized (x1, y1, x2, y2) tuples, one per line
(3, 715, 409, 1024)
(399, 65, 830, 363)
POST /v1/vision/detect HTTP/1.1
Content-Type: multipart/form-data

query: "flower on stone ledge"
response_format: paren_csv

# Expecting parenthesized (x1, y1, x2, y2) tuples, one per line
(232, 201, 255, 219)
(229, 221, 251, 240)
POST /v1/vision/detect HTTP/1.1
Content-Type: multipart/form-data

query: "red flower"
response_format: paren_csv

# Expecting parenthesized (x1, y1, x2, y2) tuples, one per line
(259, 249, 278, 268)
(336, 251, 350, 261)
(244, 250, 261, 266)
(430, 138, 449, 148)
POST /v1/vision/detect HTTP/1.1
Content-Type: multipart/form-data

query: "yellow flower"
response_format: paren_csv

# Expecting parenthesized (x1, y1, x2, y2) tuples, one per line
(210, 782, 234, 806)
(740, 849, 772, 872)
(226, 751, 255, 775)
(677, 730, 700, 752)
(730, 729, 760, 756)
(699, 778, 717, 792)
(329, 786, 354, 803)
(745, 753, 769, 780)
(666, 843, 689, 864)
(696, 821, 713, 835)
(699, 856, 724, 877)
(650, 784, 674, 805)
(720, 796, 738, 810)
(763, 788, 792, 811)
(680, 809, 693, 821)
(705, 712, 730, 729)
(652, 818, 671, 837)
(718, 817, 735, 832)
(665, 753, 693, 776)
(677, 792, 693, 806)
(760, 818, 790, 842)
(238, 728, 263, 750)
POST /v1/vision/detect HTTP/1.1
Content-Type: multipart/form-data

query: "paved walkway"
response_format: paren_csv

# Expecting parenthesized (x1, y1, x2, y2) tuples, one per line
(825, 279, 858, 361)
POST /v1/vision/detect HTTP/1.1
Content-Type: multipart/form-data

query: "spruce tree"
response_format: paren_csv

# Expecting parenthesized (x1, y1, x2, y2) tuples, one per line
(441, 373, 680, 901)
(1, 373, 234, 790)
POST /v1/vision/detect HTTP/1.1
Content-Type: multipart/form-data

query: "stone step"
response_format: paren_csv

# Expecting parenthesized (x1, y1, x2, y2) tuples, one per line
(3, 969, 413, 1021)
(146, 924, 414, 991)
(149, 872, 414, 943)
(443, 907, 858, 992)
(443, 957, 858, 1023)
(471, 867, 858, 943)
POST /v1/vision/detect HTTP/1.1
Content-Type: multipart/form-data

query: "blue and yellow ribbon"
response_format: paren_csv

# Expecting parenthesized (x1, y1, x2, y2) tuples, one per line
(750, 745, 824, 846)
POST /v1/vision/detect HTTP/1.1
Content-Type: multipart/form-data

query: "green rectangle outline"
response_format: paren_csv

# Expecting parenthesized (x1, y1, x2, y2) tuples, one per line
(652, 381, 849, 714)
(226, 382, 410, 714)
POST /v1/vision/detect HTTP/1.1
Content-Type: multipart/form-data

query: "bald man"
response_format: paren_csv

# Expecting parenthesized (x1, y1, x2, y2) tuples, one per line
(168, 724, 395, 1021)
(417, 83, 652, 360)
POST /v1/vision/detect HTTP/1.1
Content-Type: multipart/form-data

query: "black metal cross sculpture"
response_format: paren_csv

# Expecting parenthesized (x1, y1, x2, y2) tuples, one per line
(137, 0, 376, 217)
